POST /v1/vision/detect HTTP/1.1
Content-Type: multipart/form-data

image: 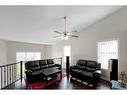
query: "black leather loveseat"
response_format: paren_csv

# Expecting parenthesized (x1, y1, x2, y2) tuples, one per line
(25, 59, 61, 83)
(70, 60, 101, 87)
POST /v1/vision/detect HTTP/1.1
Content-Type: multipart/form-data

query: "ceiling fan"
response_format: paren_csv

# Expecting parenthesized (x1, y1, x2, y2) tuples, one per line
(53, 16, 79, 40)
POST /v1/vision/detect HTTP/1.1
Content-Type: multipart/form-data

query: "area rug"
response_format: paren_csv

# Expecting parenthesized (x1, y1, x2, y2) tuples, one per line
(25, 71, 66, 89)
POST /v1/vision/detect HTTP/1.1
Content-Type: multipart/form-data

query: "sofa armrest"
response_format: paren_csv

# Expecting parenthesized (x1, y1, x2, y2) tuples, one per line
(70, 66, 77, 69)
(55, 64, 61, 67)
(54, 64, 62, 69)
(25, 70, 33, 76)
(97, 63, 101, 70)
(93, 70, 101, 77)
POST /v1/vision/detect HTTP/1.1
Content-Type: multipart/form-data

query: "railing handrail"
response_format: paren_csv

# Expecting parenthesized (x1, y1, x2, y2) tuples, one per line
(0, 62, 20, 68)
(52, 57, 62, 59)
(19, 57, 62, 64)
(0, 57, 62, 68)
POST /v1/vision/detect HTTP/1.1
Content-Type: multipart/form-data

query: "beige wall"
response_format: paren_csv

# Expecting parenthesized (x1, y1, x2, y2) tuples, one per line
(6, 41, 52, 63)
(0, 40, 7, 66)
(52, 42, 65, 67)
(0, 40, 52, 65)
(52, 7, 127, 81)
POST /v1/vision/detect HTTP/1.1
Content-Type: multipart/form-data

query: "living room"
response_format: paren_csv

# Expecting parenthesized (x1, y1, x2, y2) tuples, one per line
(0, 3, 127, 94)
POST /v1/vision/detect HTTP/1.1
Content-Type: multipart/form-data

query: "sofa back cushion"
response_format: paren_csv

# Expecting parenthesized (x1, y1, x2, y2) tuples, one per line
(47, 59, 54, 64)
(25, 61, 40, 71)
(86, 60, 97, 71)
(47, 59, 55, 67)
(76, 60, 87, 69)
(39, 60, 48, 69)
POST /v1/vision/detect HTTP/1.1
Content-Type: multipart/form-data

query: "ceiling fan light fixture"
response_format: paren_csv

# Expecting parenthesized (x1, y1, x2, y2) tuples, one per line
(61, 35, 69, 40)
(65, 36, 69, 40)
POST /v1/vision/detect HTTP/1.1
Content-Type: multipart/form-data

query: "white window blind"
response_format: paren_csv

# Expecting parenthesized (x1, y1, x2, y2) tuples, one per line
(97, 40, 118, 69)
(64, 45, 71, 63)
(16, 52, 41, 62)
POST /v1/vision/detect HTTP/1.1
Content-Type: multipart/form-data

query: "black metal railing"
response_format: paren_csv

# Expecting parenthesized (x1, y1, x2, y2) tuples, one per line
(0, 62, 21, 89)
(0, 57, 62, 89)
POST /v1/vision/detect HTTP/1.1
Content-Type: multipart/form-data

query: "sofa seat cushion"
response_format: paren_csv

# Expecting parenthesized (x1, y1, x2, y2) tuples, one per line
(40, 65, 48, 69)
(30, 67, 41, 72)
(48, 64, 55, 67)
(80, 70, 93, 78)
(86, 67, 97, 72)
(32, 70, 43, 76)
(71, 68, 83, 74)
(76, 65, 86, 69)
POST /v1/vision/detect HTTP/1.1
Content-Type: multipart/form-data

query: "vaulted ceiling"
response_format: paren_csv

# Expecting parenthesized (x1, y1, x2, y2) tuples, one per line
(0, 6, 123, 44)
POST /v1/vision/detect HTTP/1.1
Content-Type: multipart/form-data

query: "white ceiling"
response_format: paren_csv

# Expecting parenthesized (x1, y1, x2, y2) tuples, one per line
(0, 6, 123, 44)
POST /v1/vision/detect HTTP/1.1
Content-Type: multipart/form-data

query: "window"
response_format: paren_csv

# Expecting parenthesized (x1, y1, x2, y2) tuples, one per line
(97, 40, 118, 69)
(16, 52, 41, 62)
(16, 52, 41, 79)
(64, 45, 71, 63)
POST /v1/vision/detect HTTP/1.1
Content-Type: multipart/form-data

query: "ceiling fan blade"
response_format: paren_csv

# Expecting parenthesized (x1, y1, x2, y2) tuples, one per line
(71, 30, 78, 32)
(53, 35, 61, 38)
(70, 35, 79, 38)
(54, 31, 62, 34)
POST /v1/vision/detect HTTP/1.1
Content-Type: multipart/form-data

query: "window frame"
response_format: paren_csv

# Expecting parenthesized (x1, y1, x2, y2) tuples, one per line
(16, 52, 41, 62)
(97, 38, 119, 70)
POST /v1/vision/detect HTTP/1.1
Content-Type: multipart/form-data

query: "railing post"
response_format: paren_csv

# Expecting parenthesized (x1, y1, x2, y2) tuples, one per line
(1, 67, 3, 89)
(20, 61, 23, 81)
(4, 67, 6, 87)
(60, 57, 62, 70)
(10, 65, 11, 84)
(14, 64, 16, 81)
(66, 56, 70, 78)
(7, 66, 8, 86)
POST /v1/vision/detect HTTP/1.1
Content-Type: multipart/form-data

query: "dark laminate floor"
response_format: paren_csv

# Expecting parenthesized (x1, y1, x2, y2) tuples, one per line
(4, 76, 111, 90)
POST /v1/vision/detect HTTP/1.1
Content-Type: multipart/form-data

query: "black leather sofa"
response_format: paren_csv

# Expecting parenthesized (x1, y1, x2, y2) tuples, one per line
(70, 60, 101, 87)
(25, 59, 61, 83)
